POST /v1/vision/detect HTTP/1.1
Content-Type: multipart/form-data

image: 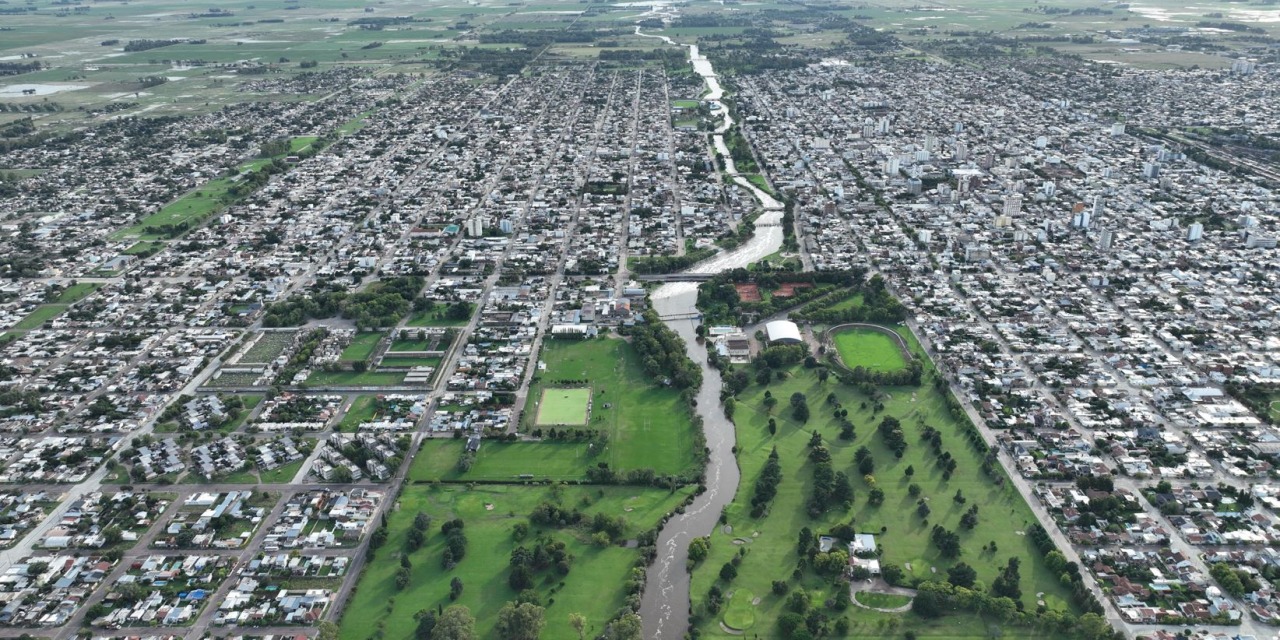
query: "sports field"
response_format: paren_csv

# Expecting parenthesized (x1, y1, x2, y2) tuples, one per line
(535, 387, 591, 425)
(832, 327, 908, 372)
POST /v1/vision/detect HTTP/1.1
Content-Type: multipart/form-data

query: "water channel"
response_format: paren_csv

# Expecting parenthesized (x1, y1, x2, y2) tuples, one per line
(635, 25, 786, 640)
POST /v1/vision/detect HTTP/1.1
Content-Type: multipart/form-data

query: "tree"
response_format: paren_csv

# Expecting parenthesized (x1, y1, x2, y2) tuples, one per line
(601, 612, 642, 640)
(904, 464, 915, 477)
(991, 557, 1022, 601)
(568, 613, 587, 640)
(720, 562, 738, 582)
(319, 621, 340, 640)
(431, 605, 476, 640)
(450, 577, 464, 600)
(947, 562, 978, 588)
(495, 602, 545, 640)
(414, 610, 438, 640)
(688, 536, 710, 564)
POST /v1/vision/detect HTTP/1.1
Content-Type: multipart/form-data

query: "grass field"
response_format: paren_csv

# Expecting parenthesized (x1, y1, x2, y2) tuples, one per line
(340, 332, 383, 363)
(535, 387, 592, 426)
(379, 356, 441, 368)
(8, 304, 68, 332)
(527, 338, 698, 477)
(408, 440, 594, 482)
(406, 305, 475, 327)
(304, 370, 405, 387)
(854, 591, 913, 609)
(723, 588, 756, 630)
(687, 351, 1076, 638)
(338, 396, 379, 432)
(832, 327, 908, 373)
(52, 282, 102, 304)
(337, 484, 694, 640)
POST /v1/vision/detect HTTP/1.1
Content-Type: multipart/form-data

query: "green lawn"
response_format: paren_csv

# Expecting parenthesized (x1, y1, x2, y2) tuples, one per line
(340, 332, 383, 362)
(409, 440, 594, 482)
(53, 282, 102, 304)
(338, 395, 380, 432)
(832, 327, 908, 372)
(8, 304, 68, 331)
(687, 357, 1076, 638)
(380, 355, 441, 368)
(304, 370, 405, 387)
(535, 387, 592, 426)
(261, 458, 307, 484)
(337, 484, 694, 640)
(123, 240, 167, 256)
(406, 307, 473, 327)
(290, 136, 318, 153)
(527, 338, 698, 477)
(854, 591, 913, 609)
(673, 99, 701, 108)
(723, 588, 756, 630)
(110, 173, 238, 239)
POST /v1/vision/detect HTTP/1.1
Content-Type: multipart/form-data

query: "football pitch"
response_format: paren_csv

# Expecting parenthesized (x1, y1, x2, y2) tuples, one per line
(535, 387, 591, 425)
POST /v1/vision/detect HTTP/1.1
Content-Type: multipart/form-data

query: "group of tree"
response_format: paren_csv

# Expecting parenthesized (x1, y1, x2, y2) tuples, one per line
(441, 519, 467, 570)
(877, 416, 907, 457)
(750, 447, 782, 517)
(808, 437, 853, 517)
(627, 247, 717, 275)
(929, 525, 961, 558)
(509, 537, 572, 590)
(790, 391, 811, 422)
(625, 309, 701, 390)
(406, 511, 431, 551)
(262, 276, 424, 328)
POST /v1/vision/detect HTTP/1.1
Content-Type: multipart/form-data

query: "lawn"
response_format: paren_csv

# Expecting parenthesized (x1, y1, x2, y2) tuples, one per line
(110, 173, 237, 240)
(261, 458, 307, 484)
(340, 332, 383, 362)
(409, 440, 594, 482)
(832, 327, 908, 373)
(304, 369, 405, 387)
(526, 338, 699, 477)
(380, 355, 441, 368)
(406, 306, 474, 327)
(673, 99, 701, 109)
(535, 387, 592, 426)
(723, 588, 756, 630)
(338, 395, 380, 432)
(854, 591, 913, 609)
(686, 357, 1077, 638)
(52, 282, 102, 304)
(123, 240, 167, 256)
(8, 304, 68, 331)
(337, 484, 694, 640)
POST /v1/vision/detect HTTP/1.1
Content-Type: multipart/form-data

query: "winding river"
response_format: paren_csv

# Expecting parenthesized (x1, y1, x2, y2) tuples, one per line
(635, 25, 785, 640)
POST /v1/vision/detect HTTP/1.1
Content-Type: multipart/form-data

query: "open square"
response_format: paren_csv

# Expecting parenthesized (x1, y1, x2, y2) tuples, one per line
(535, 387, 592, 426)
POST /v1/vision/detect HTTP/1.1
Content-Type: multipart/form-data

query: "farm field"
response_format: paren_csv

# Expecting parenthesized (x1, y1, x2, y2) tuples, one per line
(832, 327, 909, 373)
(686, 360, 1077, 638)
(337, 484, 694, 640)
(526, 337, 699, 477)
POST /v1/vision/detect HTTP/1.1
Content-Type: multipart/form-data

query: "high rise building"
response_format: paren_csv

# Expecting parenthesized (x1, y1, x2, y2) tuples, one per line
(1097, 229, 1114, 251)
(466, 216, 485, 237)
(1110, 122, 1126, 136)
(1003, 195, 1023, 217)
(1187, 223, 1204, 242)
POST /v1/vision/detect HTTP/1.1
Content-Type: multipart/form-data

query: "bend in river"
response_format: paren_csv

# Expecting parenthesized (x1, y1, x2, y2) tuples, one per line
(637, 27, 784, 640)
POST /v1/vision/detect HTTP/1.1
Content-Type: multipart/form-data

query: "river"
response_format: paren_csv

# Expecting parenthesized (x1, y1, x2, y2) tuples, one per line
(635, 24, 785, 640)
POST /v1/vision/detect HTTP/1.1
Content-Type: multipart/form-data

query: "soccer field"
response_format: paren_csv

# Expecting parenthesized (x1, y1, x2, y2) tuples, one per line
(536, 387, 591, 425)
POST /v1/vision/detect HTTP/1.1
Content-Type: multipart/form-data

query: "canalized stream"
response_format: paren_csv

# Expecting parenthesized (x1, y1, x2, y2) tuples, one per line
(635, 25, 785, 640)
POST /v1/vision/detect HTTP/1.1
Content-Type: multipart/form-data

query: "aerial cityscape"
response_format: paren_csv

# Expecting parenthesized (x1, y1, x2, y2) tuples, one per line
(0, 0, 1278, 639)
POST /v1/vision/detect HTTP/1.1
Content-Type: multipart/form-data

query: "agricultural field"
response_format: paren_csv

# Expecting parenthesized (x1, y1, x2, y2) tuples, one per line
(686, 354, 1077, 638)
(526, 337, 699, 477)
(831, 327, 909, 373)
(337, 484, 694, 640)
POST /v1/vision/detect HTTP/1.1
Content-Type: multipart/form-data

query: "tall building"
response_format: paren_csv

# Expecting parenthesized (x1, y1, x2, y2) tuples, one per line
(1110, 122, 1126, 136)
(923, 134, 937, 153)
(1097, 229, 1114, 251)
(1041, 181, 1056, 199)
(954, 141, 969, 163)
(1232, 57, 1257, 75)
(1003, 195, 1022, 217)
(1091, 195, 1104, 218)
(884, 157, 900, 176)
(1142, 162, 1160, 179)
(466, 217, 485, 237)
(1187, 223, 1204, 242)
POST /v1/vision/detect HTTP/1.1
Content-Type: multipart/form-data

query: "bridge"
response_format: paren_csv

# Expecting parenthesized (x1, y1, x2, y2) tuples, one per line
(633, 273, 716, 282)
(657, 311, 702, 321)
